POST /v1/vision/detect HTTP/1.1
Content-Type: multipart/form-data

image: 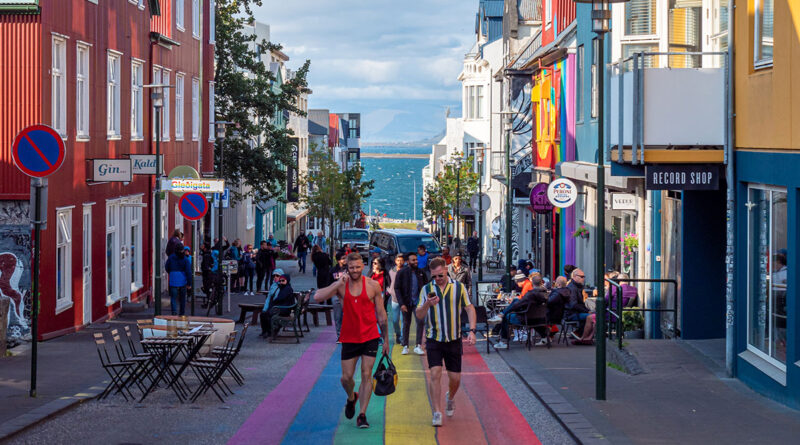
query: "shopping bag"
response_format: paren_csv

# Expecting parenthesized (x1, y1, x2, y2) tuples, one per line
(372, 352, 397, 396)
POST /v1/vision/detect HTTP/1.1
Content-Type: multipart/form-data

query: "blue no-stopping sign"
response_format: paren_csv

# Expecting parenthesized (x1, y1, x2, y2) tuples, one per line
(179, 193, 209, 221)
(12, 125, 66, 178)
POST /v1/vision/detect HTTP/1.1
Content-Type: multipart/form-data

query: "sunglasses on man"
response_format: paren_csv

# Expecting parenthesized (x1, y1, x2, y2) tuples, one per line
(432, 273, 447, 279)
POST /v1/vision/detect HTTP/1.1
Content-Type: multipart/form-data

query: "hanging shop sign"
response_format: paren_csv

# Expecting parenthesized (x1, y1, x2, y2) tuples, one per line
(92, 159, 132, 182)
(130, 154, 164, 175)
(161, 178, 225, 193)
(645, 164, 721, 190)
(547, 178, 578, 208)
(530, 182, 554, 214)
(287, 142, 300, 202)
(611, 193, 637, 210)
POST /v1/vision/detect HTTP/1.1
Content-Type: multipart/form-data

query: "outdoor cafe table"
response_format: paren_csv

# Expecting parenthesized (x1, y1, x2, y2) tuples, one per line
(150, 315, 234, 353)
(138, 328, 215, 402)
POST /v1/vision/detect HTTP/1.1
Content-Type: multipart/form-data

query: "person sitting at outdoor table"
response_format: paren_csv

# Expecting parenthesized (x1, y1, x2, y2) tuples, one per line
(566, 269, 596, 345)
(260, 273, 294, 338)
(166, 244, 192, 316)
(513, 273, 529, 298)
(489, 276, 549, 349)
(547, 276, 570, 326)
(259, 268, 284, 337)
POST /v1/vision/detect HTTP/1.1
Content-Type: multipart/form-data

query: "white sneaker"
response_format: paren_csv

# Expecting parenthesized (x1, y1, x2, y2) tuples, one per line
(414, 345, 425, 355)
(487, 316, 502, 323)
(512, 333, 520, 342)
(402, 346, 409, 355)
(493, 341, 508, 349)
(445, 392, 455, 417)
(536, 338, 549, 346)
(521, 332, 528, 342)
(432, 412, 443, 427)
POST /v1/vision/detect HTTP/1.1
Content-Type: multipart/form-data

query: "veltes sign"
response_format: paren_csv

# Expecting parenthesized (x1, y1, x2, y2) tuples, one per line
(646, 164, 720, 190)
(161, 178, 225, 193)
(611, 193, 636, 210)
(92, 159, 132, 182)
(547, 178, 578, 208)
(129, 154, 164, 175)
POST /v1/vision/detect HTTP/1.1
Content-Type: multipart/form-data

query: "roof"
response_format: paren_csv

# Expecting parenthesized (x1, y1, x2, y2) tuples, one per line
(517, 0, 542, 21)
(481, 0, 504, 18)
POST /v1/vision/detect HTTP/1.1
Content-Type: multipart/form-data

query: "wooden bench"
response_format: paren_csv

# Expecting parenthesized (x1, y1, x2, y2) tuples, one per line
(237, 303, 263, 325)
(305, 304, 333, 328)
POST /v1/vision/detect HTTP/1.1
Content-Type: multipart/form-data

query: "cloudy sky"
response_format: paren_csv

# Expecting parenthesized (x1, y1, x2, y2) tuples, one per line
(252, 0, 478, 143)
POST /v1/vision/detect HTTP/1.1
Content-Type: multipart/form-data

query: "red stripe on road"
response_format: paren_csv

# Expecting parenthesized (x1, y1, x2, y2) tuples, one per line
(23, 133, 54, 168)
(227, 329, 337, 445)
(460, 343, 542, 445)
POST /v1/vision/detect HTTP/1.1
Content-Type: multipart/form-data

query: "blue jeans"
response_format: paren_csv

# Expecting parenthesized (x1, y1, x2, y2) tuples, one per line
(169, 286, 187, 315)
(391, 300, 403, 342)
(297, 252, 307, 273)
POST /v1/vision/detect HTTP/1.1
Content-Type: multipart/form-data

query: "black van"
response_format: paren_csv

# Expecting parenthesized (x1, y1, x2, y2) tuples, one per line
(369, 229, 442, 264)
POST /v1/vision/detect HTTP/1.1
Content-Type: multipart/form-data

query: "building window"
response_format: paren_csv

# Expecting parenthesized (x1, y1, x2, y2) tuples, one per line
(754, 0, 774, 67)
(176, 0, 184, 31)
(476, 85, 484, 119)
(52, 35, 67, 137)
(192, 0, 200, 39)
(76, 43, 90, 139)
(129, 200, 143, 291)
(56, 208, 73, 313)
(746, 185, 787, 370)
(577, 45, 584, 123)
(152, 67, 170, 141)
(247, 200, 255, 230)
(711, 0, 729, 52)
(131, 60, 144, 139)
(591, 40, 598, 119)
(106, 201, 119, 302)
(209, 0, 216, 43)
(192, 78, 200, 140)
(107, 51, 122, 138)
(208, 82, 215, 142)
(625, 0, 657, 36)
(176, 73, 184, 140)
(545, 0, 552, 28)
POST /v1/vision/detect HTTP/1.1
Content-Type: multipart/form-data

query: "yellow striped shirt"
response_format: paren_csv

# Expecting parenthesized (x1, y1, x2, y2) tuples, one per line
(417, 278, 471, 342)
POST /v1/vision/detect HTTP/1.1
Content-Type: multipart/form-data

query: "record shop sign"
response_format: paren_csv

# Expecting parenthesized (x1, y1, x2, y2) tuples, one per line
(92, 159, 132, 182)
(645, 164, 720, 190)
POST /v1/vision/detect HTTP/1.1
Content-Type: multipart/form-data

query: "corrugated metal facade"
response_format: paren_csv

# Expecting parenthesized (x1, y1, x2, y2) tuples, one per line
(518, 0, 542, 22)
(555, 0, 575, 36)
(0, 13, 41, 199)
(149, 0, 172, 37)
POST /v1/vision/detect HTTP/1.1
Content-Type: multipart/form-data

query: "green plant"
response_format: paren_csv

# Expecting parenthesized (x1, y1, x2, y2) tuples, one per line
(572, 226, 589, 238)
(616, 232, 639, 267)
(622, 310, 644, 332)
(607, 361, 624, 372)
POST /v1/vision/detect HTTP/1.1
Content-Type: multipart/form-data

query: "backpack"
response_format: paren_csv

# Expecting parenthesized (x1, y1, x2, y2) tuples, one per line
(372, 352, 397, 396)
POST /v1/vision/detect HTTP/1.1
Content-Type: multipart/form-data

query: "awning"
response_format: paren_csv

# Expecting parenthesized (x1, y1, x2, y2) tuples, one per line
(287, 204, 309, 221)
(554, 161, 630, 189)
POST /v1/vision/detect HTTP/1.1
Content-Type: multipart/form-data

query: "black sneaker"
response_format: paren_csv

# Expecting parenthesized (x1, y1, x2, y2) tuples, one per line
(357, 413, 369, 429)
(345, 392, 358, 419)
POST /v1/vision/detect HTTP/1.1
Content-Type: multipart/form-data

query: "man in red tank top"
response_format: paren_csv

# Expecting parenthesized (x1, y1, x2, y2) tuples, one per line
(314, 252, 388, 429)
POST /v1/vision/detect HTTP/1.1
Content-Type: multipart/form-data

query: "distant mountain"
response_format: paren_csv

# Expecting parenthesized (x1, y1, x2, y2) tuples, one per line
(363, 129, 445, 147)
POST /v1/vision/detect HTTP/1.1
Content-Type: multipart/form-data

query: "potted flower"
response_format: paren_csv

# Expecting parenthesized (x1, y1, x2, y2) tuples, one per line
(572, 226, 590, 239)
(622, 310, 644, 339)
(617, 233, 638, 270)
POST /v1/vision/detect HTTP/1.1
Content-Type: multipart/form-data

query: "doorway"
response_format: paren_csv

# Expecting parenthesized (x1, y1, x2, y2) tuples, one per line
(82, 205, 92, 325)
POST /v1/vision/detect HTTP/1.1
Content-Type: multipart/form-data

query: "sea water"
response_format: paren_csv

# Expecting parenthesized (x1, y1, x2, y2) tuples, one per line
(360, 145, 429, 221)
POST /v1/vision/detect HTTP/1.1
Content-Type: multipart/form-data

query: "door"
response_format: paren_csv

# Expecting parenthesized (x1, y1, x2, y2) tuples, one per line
(82, 205, 92, 325)
(119, 204, 131, 302)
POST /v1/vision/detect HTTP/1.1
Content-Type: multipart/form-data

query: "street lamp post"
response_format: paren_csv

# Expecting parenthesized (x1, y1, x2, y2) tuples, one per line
(144, 83, 172, 316)
(504, 116, 513, 291)
(455, 157, 462, 244)
(477, 148, 486, 281)
(573, 0, 629, 402)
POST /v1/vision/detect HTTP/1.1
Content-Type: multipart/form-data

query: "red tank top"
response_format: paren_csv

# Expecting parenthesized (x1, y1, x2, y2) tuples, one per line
(339, 276, 380, 343)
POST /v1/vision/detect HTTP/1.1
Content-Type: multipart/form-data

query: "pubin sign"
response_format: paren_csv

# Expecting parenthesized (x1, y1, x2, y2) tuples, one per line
(547, 178, 578, 208)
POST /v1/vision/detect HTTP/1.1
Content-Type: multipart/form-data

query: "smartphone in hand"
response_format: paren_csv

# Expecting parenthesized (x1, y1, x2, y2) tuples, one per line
(427, 292, 440, 306)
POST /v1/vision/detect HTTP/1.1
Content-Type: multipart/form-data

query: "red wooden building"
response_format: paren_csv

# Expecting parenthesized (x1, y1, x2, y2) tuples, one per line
(0, 0, 215, 340)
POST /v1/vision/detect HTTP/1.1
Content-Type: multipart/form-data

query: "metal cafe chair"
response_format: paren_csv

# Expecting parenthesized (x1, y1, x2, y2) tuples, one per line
(190, 323, 249, 402)
(93, 332, 137, 401)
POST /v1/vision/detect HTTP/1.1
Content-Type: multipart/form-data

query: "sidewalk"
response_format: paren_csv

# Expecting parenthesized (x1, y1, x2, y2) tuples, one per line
(0, 268, 318, 441)
(497, 336, 800, 444)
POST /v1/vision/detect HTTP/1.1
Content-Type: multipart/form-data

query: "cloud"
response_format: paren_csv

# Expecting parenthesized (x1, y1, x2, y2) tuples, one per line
(253, 0, 477, 142)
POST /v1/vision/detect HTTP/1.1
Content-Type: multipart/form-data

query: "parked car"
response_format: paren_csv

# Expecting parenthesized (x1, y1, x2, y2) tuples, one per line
(369, 229, 442, 265)
(339, 228, 371, 259)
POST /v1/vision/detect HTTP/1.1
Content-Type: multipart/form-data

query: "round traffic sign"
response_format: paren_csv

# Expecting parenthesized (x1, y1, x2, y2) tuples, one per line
(470, 193, 491, 212)
(12, 125, 66, 178)
(179, 193, 209, 221)
(547, 178, 578, 208)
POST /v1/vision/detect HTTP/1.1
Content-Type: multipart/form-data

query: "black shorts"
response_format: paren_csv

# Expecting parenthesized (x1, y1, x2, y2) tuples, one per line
(341, 338, 380, 361)
(426, 339, 463, 373)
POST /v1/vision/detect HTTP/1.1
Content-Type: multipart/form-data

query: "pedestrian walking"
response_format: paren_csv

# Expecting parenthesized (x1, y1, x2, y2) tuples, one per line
(396, 252, 429, 356)
(311, 245, 333, 289)
(416, 257, 476, 427)
(313, 253, 388, 429)
(329, 251, 349, 340)
(242, 244, 257, 295)
(467, 231, 479, 273)
(226, 239, 243, 292)
(166, 244, 192, 315)
(387, 255, 405, 344)
(294, 230, 311, 274)
(166, 229, 184, 257)
(200, 242, 214, 296)
(255, 241, 274, 292)
(447, 252, 472, 302)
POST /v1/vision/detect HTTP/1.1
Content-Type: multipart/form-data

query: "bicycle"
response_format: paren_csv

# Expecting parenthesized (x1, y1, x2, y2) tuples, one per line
(202, 271, 227, 316)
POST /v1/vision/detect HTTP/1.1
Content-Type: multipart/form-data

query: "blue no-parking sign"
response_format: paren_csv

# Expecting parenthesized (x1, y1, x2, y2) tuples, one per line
(12, 125, 66, 178)
(179, 193, 209, 221)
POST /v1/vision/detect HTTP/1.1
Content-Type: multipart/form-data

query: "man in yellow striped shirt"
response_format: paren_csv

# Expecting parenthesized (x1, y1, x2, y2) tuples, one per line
(415, 257, 477, 427)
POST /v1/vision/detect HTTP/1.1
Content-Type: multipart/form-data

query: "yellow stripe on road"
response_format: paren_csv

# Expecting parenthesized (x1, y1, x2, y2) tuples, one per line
(384, 334, 436, 445)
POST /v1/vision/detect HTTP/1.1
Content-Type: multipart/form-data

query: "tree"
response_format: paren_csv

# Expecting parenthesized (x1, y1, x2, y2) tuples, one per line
(299, 145, 374, 255)
(215, 0, 311, 202)
(423, 153, 479, 240)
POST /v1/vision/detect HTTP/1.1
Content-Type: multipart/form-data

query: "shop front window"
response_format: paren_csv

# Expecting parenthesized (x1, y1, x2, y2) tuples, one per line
(746, 185, 787, 369)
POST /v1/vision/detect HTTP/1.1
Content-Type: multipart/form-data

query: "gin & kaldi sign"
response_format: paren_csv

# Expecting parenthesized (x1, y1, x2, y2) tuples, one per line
(645, 164, 721, 190)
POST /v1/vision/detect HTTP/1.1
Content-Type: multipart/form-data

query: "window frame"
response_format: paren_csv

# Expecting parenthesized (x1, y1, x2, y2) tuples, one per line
(106, 50, 122, 139)
(175, 73, 185, 141)
(56, 207, 74, 314)
(191, 77, 200, 140)
(209, 0, 216, 43)
(76, 41, 91, 140)
(192, 0, 200, 39)
(131, 59, 144, 140)
(162, 69, 171, 141)
(128, 197, 143, 292)
(208, 82, 215, 142)
(591, 39, 598, 119)
(176, 0, 185, 31)
(745, 183, 787, 372)
(106, 200, 120, 304)
(624, 0, 658, 38)
(545, 0, 552, 30)
(577, 45, 584, 123)
(52, 34, 67, 138)
(753, 0, 774, 69)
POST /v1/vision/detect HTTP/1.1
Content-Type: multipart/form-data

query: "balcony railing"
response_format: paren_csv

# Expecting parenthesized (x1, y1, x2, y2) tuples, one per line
(490, 151, 508, 181)
(509, 30, 542, 70)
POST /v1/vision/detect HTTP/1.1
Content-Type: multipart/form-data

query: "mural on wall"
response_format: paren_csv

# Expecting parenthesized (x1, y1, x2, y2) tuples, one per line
(0, 227, 32, 342)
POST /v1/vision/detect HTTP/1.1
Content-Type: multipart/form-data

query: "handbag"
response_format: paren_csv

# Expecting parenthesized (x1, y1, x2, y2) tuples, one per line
(372, 352, 398, 396)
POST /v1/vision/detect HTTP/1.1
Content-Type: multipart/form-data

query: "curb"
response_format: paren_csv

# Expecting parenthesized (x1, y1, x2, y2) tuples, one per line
(0, 384, 104, 442)
(494, 349, 608, 445)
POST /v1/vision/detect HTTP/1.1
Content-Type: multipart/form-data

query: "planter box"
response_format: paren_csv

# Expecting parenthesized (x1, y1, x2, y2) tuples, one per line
(624, 329, 644, 339)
